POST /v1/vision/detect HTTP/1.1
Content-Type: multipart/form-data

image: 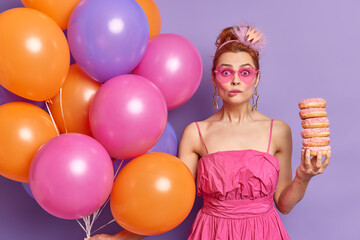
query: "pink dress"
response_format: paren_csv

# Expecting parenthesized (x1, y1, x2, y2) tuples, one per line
(188, 120, 290, 240)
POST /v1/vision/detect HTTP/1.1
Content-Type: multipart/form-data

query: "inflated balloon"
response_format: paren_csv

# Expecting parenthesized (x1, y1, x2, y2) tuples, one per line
(0, 8, 70, 101)
(89, 74, 167, 159)
(133, 33, 203, 110)
(49, 64, 101, 136)
(147, 121, 178, 156)
(29, 133, 114, 219)
(21, 0, 81, 30)
(67, 0, 149, 82)
(135, 0, 161, 38)
(110, 152, 195, 235)
(0, 85, 45, 109)
(0, 102, 58, 182)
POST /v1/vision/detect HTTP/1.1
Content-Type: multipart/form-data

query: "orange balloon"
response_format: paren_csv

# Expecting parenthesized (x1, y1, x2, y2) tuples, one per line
(136, 0, 161, 38)
(110, 152, 195, 235)
(49, 64, 101, 136)
(21, 0, 81, 30)
(0, 102, 58, 183)
(0, 8, 70, 101)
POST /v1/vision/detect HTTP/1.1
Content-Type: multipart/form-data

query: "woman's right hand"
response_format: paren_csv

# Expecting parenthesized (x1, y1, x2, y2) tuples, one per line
(86, 230, 146, 240)
(86, 233, 115, 240)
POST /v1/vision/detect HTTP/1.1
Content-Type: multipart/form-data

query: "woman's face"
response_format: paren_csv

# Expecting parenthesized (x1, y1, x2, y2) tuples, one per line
(213, 51, 259, 106)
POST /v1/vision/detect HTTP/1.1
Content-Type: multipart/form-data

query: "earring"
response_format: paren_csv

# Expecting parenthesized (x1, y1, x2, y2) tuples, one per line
(252, 86, 259, 111)
(212, 87, 219, 110)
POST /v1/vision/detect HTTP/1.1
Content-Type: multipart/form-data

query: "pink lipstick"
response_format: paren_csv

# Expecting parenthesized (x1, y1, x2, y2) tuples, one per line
(228, 90, 242, 96)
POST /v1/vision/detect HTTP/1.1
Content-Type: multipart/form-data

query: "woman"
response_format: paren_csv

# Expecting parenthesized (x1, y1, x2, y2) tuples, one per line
(88, 24, 330, 240)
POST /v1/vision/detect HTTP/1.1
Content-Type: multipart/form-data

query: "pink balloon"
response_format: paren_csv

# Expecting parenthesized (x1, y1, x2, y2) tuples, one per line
(89, 74, 167, 159)
(29, 133, 114, 220)
(133, 33, 203, 110)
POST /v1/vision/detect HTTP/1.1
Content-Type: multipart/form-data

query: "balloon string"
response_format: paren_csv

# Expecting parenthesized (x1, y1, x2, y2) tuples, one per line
(78, 216, 92, 238)
(85, 216, 91, 238)
(59, 88, 68, 133)
(45, 100, 60, 136)
(114, 159, 124, 179)
(93, 159, 123, 222)
(91, 219, 116, 235)
(79, 159, 124, 238)
(76, 219, 87, 235)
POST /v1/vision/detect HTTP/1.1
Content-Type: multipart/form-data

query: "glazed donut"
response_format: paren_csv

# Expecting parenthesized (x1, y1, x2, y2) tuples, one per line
(301, 117, 329, 128)
(302, 137, 330, 147)
(301, 128, 330, 138)
(302, 146, 331, 156)
(299, 108, 327, 120)
(298, 98, 326, 109)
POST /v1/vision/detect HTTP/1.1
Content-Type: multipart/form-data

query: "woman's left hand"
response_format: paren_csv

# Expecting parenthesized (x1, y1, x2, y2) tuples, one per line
(296, 148, 331, 183)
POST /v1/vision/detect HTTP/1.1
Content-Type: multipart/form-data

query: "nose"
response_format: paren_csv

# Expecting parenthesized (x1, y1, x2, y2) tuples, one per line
(231, 73, 241, 85)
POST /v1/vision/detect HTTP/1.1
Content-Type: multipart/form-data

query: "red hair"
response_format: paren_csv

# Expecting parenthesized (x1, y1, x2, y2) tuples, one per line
(212, 27, 260, 79)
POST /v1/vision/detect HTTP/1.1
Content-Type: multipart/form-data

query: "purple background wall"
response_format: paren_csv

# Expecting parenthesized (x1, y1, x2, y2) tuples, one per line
(0, 0, 358, 239)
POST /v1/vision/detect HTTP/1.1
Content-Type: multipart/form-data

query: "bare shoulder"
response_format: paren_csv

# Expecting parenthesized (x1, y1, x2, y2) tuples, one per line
(179, 122, 202, 154)
(183, 115, 217, 135)
(272, 120, 292, 138)
(181, 122, 199, 142)
(272, 120, 292, 154)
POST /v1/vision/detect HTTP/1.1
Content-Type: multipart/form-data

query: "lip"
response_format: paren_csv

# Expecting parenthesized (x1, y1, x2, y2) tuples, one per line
(228, 90, 242, 96)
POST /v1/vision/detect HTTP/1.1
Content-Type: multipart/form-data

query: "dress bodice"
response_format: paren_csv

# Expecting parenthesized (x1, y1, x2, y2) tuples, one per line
(196, 149, 279, 201)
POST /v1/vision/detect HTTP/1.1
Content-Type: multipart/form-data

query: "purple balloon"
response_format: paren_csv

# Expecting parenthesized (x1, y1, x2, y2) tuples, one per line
(147, 121, 178, 156)
(67, 0, 149, 82)
(21, 182, 34, 199)
(0, 85, 46, 109)
(89, 74, 167, 159)
(29, 133, 114, 220)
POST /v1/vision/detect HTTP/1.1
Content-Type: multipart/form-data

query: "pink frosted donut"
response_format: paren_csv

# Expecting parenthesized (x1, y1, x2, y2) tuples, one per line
(298, 98, 326, 109)
(302, 146, 331, 156)
(302, 117, 329, 128)
(299, 108, 327, 120)
(301, 128, 330, 138)
(302, 137, 330, 147)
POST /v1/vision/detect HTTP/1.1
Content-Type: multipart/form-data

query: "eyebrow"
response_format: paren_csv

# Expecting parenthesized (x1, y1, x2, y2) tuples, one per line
(220, 63, 253, 67)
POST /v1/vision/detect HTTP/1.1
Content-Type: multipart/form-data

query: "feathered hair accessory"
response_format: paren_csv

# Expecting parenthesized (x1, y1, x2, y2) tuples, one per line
(218, 25, 266, 53)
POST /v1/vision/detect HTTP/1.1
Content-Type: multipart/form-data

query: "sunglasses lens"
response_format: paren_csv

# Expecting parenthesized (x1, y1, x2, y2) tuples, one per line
(215, 68, 235, 83)
(238, 67, 257, 84)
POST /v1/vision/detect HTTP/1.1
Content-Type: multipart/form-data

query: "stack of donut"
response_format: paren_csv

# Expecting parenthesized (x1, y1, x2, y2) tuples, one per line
(299, 98, 331, 156)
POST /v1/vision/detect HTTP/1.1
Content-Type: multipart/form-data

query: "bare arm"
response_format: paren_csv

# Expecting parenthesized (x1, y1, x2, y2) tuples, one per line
(178, 122, 201, 180)
(273, 120, 330, 215)
(86, 229, 145, 240)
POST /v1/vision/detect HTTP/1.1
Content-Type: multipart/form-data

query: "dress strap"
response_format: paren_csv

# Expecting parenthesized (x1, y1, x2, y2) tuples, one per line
(195, 122, 209, 155)
(267, 119, 274, 154)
